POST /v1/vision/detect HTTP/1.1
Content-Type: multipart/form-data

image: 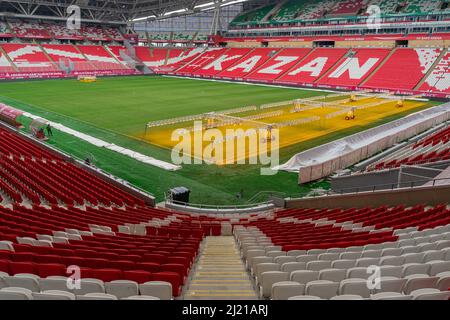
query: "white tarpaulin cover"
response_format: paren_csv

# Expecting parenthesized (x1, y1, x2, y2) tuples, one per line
(22, 112, 181, 171)
(274, 103, 450, 178)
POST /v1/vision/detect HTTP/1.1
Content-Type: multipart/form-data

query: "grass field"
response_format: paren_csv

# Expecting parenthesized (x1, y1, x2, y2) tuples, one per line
(0, 76, 440, 205)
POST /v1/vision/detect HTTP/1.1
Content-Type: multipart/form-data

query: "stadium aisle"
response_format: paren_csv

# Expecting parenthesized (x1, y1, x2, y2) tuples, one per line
(184, 236, 258, 300)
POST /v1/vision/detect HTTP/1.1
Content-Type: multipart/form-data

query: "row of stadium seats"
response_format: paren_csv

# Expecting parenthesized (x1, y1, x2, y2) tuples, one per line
(0, 128, 143, 207)
(0, 43, 448, 94)
(0, 274, 175, 300)
(0, 43, 133, 75)
(231, 0, 450, 25)
(0, 125, 449, 300)
(167, 46, 449, 94)
(235, 204, 450, 299)
(368, 125, 450, 171)
(0, 20, 123, 40)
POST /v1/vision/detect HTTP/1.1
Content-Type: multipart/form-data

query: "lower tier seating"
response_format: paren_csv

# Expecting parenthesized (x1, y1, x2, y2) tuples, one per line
(235, 203, 450, 300)
(368, 125, 450, 171)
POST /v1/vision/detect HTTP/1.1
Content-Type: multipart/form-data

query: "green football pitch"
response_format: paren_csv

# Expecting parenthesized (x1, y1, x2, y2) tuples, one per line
(0, 76, 438, 205)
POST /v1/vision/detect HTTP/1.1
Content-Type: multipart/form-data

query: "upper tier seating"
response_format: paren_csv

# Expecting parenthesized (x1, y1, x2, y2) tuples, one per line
(369, 125, 450, 171)
(218, 48, 281, 78)
(277, 47, 348, 84)
(367, 0, 403, 15)
(403, 0, 442, 14)
(0, 22, 11, 36)
(77, 45, 129, 70)
(105, 27, 124, 41)
(148, 32, 171, 42)
(295, 0, 336, 20)
(233, 0, 450, 27)
(9, 20, 51, 39)
(195, 33, 209, 42)
(42, 44, 95, 72)
(230, 4, 275, 25)
(1, 44, 58, 73)
(419, 49, 450, 93)
(317, 48, 390, 87)
(194, 48, 252, 76)
(327, 0, 367, 17)
(271, 0, 309, 22)
(81, 26, 111, 40)
(45, 22, 84, 40)
(364, 48, 442, 90)
(172, 33, 194, 42)
(245, 48, 312, 81)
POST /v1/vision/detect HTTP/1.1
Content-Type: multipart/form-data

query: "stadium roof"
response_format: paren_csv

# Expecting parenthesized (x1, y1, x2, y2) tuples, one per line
(0, 0, 249, 23)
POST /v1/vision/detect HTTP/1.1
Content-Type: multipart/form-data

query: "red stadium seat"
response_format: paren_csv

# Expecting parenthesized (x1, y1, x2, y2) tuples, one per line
(0, 250, 11, 260)
(37, 263, 66, 278)
(123, 270, 153, 284)
(0, 259, 10, 273)
(9, 261, 36, 275)
(135, 262, 160, 273)
(91, 268, 123, 282)
(153, 272, 182, 297)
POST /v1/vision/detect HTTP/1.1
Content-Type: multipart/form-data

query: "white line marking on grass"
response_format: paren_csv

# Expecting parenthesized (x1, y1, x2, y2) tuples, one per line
(22, 112, 181, 171)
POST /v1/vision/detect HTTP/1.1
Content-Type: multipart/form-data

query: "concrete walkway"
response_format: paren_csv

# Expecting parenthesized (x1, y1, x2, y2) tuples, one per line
(184, 236, 258, 300)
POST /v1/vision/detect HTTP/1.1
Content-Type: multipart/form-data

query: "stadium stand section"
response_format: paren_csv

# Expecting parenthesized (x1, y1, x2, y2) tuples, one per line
(77, 45, 130, 71)
(194, 47, 252, 76)
(8, 20, 52, 39)
(277, 48, 348, 84)
(42, 44, 95, 72)
(0, 125, 229, 298)
(0, 50, 15, 74)
(368, 125, 450, 171)
(235, 208, 450, 299)
(419, 49, 450, 94)
(1, 43, 58, 73)
(245, 48, 311, 82)
(364, 48, 443, 91)
(328, 0, 367, 17)
(317, 48, 391, 87)
(176, 48, 228, 74)
(163, 48, 207, 71)
(230, 4, 275, 25)
(230, 0, 450, 27)
(0, 21, 12, 37)
(158, 45, 450, 97)
(219, 48, 280, 79)
(0, 119, 449, 300)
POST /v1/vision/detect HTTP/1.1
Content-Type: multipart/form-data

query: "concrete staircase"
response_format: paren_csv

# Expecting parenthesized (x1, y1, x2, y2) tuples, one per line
(183, 236, 258, 300)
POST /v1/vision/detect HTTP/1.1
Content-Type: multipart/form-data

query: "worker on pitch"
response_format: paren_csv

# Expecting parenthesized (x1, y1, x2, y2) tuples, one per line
(46, 123, 53, 137)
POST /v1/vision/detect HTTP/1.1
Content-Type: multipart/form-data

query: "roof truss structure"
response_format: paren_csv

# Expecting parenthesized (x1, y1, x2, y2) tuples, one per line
(0, 0, 248, 24)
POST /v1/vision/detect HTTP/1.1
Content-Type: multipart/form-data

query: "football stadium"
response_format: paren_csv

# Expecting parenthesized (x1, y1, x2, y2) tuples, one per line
(0, 0, 449, 307)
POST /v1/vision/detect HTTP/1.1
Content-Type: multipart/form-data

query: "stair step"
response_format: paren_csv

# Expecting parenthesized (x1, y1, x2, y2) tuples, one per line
(183, 236, 258, 300)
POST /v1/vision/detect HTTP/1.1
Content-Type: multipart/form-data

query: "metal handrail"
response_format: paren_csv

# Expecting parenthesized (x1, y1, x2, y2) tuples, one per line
(287, 177, 450, 200)
(165, 194, 274, 211)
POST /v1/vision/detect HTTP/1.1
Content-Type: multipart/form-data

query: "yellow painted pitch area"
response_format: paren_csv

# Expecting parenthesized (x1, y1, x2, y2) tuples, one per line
(137, 95, 430, 165)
